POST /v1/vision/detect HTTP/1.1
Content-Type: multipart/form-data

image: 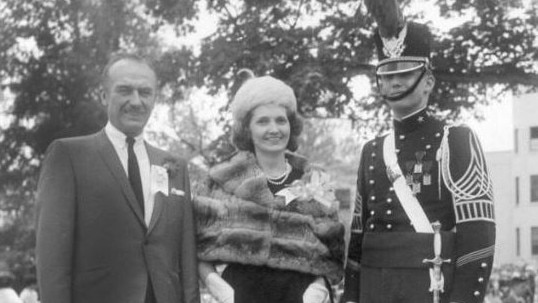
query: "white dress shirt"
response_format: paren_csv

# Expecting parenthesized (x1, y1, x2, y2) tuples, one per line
(105, 122, 154, 226)
(0, 287, 23, 303)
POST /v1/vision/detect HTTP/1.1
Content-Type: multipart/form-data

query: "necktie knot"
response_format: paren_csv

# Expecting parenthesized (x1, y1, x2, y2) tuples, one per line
(126, 136, 135, 147)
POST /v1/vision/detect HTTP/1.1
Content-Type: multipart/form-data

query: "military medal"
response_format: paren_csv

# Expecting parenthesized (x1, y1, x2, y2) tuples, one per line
(405, 161, 415, 185)
(414, 151, 425, 173)
(423, 161, 433, 186)
(423, 174, 432, 186)
(412, 182, 421, 194)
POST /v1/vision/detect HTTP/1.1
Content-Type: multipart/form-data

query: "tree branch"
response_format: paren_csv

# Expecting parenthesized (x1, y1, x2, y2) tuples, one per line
(435, 70, 538, 87)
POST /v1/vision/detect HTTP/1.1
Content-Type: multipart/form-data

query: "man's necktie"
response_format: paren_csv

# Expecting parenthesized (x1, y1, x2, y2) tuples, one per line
(126, 137, 144, 215)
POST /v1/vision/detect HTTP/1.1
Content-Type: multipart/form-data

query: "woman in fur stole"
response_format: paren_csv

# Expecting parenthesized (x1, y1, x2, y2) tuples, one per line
(194, 73, 345, 303)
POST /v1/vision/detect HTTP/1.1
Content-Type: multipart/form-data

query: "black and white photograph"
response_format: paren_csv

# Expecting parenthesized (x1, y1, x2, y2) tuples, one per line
(0, 0, 537, 302)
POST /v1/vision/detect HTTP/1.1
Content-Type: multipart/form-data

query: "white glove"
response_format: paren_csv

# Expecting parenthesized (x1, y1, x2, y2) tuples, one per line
(303, 277, 330, 303)
(204, 272, 234, 303)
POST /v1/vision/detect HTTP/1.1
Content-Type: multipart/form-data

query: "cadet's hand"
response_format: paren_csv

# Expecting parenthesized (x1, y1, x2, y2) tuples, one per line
(303, 277, 329, 303)
(205, 272, 234, 303)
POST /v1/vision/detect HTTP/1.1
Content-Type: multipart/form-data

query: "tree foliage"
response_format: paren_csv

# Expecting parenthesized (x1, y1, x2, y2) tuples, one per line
(0, 0, 537, 280)
(196, 0, 538, 124)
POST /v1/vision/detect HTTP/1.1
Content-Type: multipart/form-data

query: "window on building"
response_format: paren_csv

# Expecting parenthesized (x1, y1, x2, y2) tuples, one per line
(516, 177, 519, 205)
(531, 126, 538, 151)
(531, 175, 538, 202)
(514, 128, 519, 153)
(516, 227, 521, 257)
(532, 227, 538, 256)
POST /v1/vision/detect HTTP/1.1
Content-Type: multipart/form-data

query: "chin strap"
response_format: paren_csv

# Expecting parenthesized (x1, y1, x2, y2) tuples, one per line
(378, 67, 427, 102)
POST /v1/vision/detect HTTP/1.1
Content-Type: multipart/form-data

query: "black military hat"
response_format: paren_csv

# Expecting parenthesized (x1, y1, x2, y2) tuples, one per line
(374, 22, 432, 76)
(373, 22, 434, 101)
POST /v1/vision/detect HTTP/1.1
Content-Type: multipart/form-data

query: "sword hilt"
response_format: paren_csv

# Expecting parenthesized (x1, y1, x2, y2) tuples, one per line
(423, 222, 451, 266)
(423, 221, 451, 303)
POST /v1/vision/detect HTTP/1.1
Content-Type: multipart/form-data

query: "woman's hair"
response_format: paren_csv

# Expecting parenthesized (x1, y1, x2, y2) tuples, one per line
(232, 106, 303, 153)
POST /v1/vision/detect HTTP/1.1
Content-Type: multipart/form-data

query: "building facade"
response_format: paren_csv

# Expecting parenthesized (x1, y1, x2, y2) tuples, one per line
(487, 93, 538, 266)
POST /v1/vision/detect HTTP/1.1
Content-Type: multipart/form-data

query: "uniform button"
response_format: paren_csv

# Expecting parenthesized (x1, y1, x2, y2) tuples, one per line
(399, 135, 405, 140)
(389, 187, 394, 192)
(435, 132, 441, 137)
(371, 152, 376, 157)
(386, 224, 392, 230)
(369, 224, 375, 230)
(481, 262, 487, 268)
(370, 210, 375, 216)
(396, 149, 400, 154)
(426, 144, 432, 150)
(369, 165, 374, 171)
(387, 198, 393, 203)
(369, 180, 375, 185)
(370, 196, 376, 201)
(474, 291, 480, 297)
(386, 210, 392, 215)
(478, 277, 484, 283)
(372, 141, 377, 146)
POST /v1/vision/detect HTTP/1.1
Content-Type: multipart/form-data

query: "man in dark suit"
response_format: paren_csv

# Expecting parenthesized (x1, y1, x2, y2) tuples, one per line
(36, 53, 200, 303)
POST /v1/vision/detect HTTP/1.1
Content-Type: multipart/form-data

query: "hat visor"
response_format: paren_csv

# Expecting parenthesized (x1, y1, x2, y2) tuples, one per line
(376, 58, 429, 76)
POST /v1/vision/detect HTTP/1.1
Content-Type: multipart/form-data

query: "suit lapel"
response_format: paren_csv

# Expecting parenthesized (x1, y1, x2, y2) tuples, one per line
(146, 143, 165, 235)
(96, 130, 146, 227)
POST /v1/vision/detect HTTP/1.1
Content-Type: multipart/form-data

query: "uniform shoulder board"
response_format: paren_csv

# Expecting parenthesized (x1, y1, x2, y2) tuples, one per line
(439, 125, 494, 223)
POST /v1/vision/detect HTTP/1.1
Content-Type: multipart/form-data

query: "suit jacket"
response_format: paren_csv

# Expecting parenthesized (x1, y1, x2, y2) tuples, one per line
(36, 130, 200, 303)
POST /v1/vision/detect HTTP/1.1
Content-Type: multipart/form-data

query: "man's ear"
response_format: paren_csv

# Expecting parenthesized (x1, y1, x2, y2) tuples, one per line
(423, 72, 436, 95)
(100, 90, 108, 106)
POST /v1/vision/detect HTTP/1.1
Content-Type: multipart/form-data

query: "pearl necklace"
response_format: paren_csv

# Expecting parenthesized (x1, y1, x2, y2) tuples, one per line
(266, 160, 292, 185)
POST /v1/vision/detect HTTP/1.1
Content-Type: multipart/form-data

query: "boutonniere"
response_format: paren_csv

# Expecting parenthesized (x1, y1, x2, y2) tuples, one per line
(162, 156, 182, 179)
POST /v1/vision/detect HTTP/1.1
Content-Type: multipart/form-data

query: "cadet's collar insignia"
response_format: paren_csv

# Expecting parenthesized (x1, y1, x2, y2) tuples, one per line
(394, 108, 431, 133)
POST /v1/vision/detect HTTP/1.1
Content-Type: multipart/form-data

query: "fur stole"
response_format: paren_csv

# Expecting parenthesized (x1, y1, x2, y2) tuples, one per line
(194, 151, 345, 283)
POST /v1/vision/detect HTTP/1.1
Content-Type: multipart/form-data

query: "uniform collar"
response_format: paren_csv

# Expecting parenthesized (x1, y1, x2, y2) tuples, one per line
(393, 107, 431, 134)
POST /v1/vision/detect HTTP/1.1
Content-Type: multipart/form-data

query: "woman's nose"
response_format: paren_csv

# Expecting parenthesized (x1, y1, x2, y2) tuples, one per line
(267, 121, 279, 132)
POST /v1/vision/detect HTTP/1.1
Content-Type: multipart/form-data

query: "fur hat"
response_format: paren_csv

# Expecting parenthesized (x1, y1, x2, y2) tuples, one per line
(230, 74, 297, 123)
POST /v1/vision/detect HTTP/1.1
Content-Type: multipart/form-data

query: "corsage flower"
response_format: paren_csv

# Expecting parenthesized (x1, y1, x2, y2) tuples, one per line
(162, 156, 182, 178)
(287, 169, 337, 209)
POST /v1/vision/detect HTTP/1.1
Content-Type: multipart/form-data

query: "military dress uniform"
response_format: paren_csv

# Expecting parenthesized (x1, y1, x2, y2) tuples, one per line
(343, 107, 496, 303)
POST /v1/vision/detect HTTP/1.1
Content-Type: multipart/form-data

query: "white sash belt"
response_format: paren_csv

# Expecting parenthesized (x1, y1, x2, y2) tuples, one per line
(383, 132, 433, 233)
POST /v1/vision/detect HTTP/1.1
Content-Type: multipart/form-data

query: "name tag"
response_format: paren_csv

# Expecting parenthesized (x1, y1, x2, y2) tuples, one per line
(151, 165, 169, 196)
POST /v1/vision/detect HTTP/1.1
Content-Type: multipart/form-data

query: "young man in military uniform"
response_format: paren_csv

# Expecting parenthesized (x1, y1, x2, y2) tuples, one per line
(342, 18, 496, 303)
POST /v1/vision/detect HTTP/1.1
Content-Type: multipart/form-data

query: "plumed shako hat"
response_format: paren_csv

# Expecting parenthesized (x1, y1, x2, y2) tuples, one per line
(374, 22, 433, 101)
